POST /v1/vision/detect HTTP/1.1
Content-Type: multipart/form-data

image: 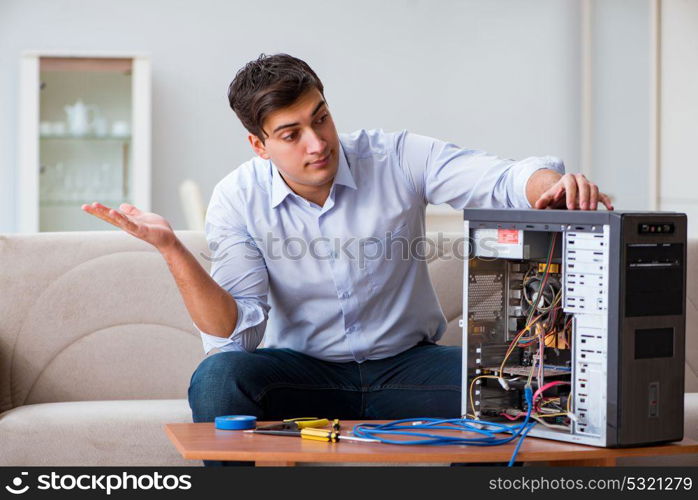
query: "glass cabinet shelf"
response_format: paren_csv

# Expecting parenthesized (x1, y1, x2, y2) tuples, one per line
(40, 135, 132, 141)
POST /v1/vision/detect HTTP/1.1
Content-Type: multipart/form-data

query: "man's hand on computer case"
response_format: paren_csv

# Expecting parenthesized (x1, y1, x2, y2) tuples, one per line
(82, 201, 177, 251)
(532, 172, 614, 211)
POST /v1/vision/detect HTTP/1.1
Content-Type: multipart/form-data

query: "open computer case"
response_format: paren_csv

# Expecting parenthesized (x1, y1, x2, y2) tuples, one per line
(461, 209, 686, 447)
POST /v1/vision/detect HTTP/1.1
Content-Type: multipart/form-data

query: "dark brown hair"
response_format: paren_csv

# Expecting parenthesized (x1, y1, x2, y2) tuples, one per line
(227, 53, 325, 142)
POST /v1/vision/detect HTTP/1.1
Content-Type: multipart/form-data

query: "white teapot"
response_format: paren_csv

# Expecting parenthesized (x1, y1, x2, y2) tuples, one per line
(64, 99, 97, 136)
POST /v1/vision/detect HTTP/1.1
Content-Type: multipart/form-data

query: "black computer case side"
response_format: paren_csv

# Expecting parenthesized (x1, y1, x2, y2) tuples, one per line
(612, 213, 687, 447)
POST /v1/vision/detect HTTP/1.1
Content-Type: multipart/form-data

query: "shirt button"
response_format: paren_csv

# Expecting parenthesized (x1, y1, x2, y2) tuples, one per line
(347, 325, 357, 334)
(340, 291, 350, 299)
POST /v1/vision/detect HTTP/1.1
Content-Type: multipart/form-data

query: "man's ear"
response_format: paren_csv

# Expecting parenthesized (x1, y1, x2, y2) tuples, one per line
(248, 134, 270, 160)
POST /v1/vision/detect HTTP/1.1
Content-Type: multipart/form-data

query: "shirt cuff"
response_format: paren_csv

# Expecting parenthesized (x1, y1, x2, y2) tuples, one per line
(515, 156, 566, 208)
(196, 298, 268, 354)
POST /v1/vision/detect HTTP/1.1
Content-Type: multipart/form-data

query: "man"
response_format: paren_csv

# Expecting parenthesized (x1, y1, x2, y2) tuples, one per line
(83, 54, 612, 461)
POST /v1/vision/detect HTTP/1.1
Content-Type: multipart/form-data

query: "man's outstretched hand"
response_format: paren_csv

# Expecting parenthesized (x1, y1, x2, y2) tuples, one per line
(81, 202, 177, 251)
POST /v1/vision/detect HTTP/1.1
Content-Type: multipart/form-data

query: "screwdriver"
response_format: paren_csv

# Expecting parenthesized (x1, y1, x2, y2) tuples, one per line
(245, 427, 379, 443)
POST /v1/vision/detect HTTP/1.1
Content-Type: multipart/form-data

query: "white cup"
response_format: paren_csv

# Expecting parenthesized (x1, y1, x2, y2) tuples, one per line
(111, 121, 130, 137)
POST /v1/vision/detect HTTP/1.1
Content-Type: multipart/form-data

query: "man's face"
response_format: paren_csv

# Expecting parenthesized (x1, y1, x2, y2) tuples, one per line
(249, 88, 340, 191)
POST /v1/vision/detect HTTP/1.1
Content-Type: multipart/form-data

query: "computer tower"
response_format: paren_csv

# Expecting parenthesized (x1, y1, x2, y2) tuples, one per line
(461, 209, 686, 447)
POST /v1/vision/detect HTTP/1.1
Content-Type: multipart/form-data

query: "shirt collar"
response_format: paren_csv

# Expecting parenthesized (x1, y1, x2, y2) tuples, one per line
(270, 143, 356, 209)
(270, 162, 293, 208)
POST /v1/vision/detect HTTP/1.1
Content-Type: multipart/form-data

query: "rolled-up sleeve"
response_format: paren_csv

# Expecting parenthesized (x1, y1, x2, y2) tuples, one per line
(393, 130, 565, 209)
(196, 182, 270, 354)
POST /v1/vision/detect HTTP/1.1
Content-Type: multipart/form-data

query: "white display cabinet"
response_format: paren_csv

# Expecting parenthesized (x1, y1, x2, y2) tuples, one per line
(17, 52, 151, 232)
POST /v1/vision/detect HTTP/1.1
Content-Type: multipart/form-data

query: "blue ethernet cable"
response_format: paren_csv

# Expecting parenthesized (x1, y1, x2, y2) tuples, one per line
(352, 386, 536, 467)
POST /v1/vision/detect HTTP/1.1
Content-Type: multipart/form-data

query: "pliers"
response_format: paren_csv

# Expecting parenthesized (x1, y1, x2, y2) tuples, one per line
(255, 417, 339, 432)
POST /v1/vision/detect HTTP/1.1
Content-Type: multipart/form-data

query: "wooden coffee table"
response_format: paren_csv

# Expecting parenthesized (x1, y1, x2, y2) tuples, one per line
(164, 421, 698, 466)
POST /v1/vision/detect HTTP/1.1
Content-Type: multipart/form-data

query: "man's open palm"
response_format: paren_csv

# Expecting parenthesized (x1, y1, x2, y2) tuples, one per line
(82, 202, 176, 250)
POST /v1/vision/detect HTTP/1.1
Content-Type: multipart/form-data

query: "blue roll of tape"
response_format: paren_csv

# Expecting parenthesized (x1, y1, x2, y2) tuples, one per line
(214, 415, 257, 430)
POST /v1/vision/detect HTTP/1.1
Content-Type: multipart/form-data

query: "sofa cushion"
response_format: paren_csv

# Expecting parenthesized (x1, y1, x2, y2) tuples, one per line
(0, 399, 195, 466)
(684, 241, 698, 392)
(0, 231, 208, 411)
(426, 235, 463, 346)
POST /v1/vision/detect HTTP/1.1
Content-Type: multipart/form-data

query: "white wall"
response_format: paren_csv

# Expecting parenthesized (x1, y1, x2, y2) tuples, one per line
(0, 0, 672, 233)
(589, 0, 652, 211)
(0, 0, 584, 231)
(659, 0, 698, 237)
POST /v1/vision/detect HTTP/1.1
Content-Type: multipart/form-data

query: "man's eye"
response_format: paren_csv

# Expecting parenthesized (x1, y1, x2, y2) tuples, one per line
(283, 132, 297, 142)
(315, 114, 328, 125)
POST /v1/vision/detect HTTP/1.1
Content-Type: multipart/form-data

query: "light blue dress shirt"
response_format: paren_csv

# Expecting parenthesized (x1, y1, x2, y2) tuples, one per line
(199, 129, 565, 362)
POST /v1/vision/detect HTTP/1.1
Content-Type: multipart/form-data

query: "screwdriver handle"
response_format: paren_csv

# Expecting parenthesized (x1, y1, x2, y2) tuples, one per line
(295, 418, 329, 429)
(300, 428, 339, 442)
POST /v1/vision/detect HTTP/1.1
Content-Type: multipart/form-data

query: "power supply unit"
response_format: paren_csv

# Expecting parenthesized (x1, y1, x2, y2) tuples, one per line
(461, 209, 686, 447)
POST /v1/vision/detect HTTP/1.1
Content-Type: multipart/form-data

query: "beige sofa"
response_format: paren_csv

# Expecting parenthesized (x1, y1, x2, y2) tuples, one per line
(0, 231, 695, 466)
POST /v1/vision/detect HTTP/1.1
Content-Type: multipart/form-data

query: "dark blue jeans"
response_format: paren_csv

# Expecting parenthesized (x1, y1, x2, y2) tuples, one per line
(187, 341, 461, 466)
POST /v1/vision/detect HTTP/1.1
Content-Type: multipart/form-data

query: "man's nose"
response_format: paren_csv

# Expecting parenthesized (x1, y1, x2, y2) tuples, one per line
(305, 129, 326, 154)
